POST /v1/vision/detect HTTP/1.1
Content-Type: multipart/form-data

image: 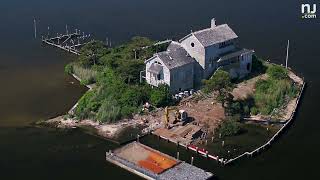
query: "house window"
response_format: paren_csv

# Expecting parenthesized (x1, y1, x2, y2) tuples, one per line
(191, 42, 195, 47)
(247, 63, 251, 71)
(155, 61, 161, 65)
(157, 74, 161, 80)
(219, 41, 232, 49)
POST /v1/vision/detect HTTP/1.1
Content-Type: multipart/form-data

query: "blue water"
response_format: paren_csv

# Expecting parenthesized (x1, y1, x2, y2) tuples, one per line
(0, 0, 319, 179)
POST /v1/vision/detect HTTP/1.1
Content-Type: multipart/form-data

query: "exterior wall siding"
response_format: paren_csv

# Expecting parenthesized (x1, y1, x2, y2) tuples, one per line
(169, 63, 194, 93)
(145, 28, 253, 94)
(239, 52, 253, 78)
(145, 57, 170, 87)
(204, 42, 236, 78)
(180, 36, 205, 69)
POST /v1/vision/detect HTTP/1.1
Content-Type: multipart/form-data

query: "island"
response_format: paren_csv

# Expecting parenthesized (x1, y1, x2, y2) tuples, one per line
(39, 18, 305, 167)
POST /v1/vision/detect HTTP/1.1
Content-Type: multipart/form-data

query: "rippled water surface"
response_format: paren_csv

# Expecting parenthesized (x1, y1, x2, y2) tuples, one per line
(0, 0, 319, 179)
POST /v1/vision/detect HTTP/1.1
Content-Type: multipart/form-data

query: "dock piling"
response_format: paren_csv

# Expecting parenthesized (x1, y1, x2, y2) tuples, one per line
(33, 19, 37, 39)
(42, 26, 92, 55)
(191, 156, 194, 165)
(66, 24, 69, 35)
(47, 26, 51, 38)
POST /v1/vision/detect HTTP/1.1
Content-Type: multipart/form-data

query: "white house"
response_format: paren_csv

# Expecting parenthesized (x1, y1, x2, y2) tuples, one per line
(145, 18, 254, 93)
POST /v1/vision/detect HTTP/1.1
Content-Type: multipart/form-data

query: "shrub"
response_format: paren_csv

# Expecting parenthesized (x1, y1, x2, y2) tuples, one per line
(267, 65, 288, 80)
(202, 70, 234, 107)
(243, 105, 250, 115)
(150, 85, 172, 107)
(96, 97, 121, 123)
(225, 101, 241, 116)
(250, 107, 259, 115)
(75, 91, 100, 120)
(251, 55, 267, 73)
(64, 63, 73, 74)
(219, 117, 241, 137)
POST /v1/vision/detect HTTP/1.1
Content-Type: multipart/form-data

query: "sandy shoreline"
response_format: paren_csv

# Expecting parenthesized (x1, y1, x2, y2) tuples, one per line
(38, 116, 140, 140)
(39, 110, 164, 141)
(36, 72, 164, 142)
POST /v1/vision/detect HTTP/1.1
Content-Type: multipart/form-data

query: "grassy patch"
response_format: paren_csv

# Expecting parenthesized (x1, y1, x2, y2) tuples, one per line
(251, 64, 298, 115)
(72, 37, 173, 123)
(74, 64, 98, 85)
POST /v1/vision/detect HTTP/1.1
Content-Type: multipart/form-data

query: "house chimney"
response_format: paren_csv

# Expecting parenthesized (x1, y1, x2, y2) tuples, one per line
(211, 18, 216, 28)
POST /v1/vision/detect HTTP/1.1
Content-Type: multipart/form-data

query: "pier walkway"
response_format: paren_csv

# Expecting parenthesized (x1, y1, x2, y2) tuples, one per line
(42, 29, 92, 55)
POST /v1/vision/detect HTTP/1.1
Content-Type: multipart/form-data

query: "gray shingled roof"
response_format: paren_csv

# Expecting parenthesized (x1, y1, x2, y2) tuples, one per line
(218, 49, 254, 62)
(193, 24, 238, 47)
(155, 42, 195, 69)
(148, 63, 163, 74)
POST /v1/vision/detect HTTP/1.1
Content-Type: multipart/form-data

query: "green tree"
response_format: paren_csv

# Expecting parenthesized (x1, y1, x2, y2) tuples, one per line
(251, 55, 267, 74)
(226, 101, 241, 116)
(203, 70, 234, 107)
(78, 41, 108, 67)
(116, 60, 145, 84)
(219, 116, 241, 137)
(150, 85, 172, 107)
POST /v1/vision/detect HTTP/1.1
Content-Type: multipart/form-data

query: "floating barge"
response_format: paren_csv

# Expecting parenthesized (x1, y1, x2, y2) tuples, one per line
(106, 142, 213, 180)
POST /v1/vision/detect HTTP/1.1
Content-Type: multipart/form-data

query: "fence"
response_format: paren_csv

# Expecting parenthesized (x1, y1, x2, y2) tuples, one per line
(223, 80, 306, 165)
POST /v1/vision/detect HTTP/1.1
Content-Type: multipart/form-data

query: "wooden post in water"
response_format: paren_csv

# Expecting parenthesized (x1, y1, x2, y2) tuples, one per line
(191, 156, 194, 165)
(286, 40, 290, 69)
(66, 24, 69, 35)
(33, 19, 37, 39)
(47, 26, 50, 38)
(105, 37, 109, 46)
(177, 152, 180, 160)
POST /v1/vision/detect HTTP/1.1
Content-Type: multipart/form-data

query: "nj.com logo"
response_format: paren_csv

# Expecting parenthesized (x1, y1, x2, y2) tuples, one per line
(301, 4, 317, 19)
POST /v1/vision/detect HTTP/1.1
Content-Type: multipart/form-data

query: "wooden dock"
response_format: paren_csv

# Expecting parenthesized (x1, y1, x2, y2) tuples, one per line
(42, 29, 92, 55)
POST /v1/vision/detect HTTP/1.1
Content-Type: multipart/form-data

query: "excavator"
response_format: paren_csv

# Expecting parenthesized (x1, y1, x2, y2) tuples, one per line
(164, 106, 188, 129)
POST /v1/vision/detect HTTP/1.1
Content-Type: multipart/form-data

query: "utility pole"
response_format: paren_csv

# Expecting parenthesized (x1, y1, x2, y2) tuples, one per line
(33, 19, 37, 39)
(286, 40, 290, 69)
